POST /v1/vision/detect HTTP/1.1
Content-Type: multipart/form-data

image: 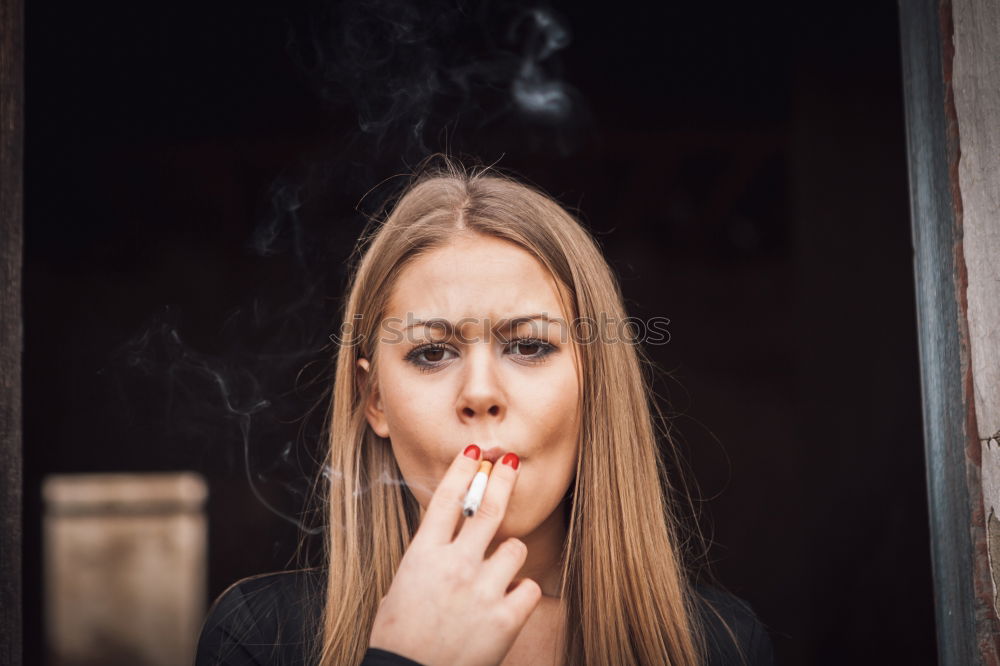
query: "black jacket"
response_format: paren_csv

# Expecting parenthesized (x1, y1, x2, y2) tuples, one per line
(195, 569, 775, 665)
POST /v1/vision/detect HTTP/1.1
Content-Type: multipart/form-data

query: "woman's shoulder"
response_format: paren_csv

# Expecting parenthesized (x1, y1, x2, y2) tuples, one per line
(195, 568, 326, 666)
(691, 582, 776, 666)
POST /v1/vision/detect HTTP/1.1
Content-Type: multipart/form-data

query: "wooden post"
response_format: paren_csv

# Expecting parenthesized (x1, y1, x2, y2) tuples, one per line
(43, 474, 209, 666)
(899, 0, 1000, 663)
(0, 0, 23, 661)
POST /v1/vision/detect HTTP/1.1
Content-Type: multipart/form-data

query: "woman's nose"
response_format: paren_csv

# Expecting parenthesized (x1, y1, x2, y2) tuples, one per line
(456, 346, 505, 421)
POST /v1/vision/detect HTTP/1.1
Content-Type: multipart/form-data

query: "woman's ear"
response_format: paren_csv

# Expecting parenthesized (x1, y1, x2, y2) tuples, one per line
(357, 357, 390, 438)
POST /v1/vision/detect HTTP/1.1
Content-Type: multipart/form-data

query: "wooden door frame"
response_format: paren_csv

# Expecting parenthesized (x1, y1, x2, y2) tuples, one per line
(1, 0, 24, 663)
(899, 0, 1000, 663)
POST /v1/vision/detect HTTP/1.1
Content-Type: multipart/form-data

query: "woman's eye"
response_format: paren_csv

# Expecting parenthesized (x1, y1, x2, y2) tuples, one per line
(422, 347, 447, 362)
(509, 338, 555, 361)
(405, 344, 455, 368)
(511, 341, 540, 356)
(404, 338, 555, 371)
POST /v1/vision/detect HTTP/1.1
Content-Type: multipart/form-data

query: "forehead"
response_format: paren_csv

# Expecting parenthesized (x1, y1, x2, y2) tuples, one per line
(385, 234, 569, 323)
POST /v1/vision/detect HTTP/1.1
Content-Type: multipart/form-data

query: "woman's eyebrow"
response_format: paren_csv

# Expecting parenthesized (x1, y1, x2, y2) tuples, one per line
(402, 313, 554, 333)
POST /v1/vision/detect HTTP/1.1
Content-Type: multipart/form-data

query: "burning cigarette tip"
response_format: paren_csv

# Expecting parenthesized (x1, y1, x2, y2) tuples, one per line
(462, 460, 493, 517)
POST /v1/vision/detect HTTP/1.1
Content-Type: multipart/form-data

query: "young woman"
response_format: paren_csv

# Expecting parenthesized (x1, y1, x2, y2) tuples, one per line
(196, 157, 775, 665)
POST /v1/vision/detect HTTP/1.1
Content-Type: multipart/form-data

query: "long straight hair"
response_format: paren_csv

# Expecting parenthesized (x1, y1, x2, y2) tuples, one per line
(314, 156, 716, 665)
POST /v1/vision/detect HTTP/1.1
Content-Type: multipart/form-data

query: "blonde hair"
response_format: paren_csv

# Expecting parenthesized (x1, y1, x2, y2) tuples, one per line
(314, 155, 721, 665)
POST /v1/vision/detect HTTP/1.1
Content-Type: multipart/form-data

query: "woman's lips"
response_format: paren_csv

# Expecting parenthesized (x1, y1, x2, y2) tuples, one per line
(481, 446, 506, 464)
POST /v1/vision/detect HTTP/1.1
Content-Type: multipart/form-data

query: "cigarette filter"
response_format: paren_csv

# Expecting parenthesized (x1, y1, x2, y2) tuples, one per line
(462, 460, 493, 517)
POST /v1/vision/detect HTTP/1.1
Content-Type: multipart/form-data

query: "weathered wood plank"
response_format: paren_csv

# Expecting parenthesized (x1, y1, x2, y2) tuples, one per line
(0, 0, 23, 662)
(898, 0, 984, 663)
(952, 0, 1000, 658)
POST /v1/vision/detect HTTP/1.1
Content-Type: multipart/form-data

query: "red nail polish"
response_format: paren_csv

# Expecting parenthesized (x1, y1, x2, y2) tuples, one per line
(463, 444, 481, 460)
(501, 452, 519, 470)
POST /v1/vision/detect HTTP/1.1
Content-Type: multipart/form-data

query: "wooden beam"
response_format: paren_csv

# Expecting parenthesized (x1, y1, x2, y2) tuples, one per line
(899, 0, 1000, 663)
(950, 0, 1000, 659)
(0, 0, 23, 662)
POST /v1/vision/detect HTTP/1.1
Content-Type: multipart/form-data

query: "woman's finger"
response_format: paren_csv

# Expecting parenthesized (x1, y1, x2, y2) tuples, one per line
(454, 453, 519, 555)
(500, 577, 543, 630)
(413, 444, 483, 546)
(478, 537, 529, 597)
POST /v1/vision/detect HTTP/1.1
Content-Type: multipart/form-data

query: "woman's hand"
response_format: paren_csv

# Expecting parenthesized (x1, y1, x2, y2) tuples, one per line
(368, 445, 541, 666)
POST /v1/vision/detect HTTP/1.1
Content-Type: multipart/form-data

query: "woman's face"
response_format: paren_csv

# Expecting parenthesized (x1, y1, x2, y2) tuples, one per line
(358, 232, 581, 542)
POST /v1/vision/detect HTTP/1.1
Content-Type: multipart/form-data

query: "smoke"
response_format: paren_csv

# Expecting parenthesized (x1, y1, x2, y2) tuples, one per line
(510, 8, 574, 120)
(250, 176, 306, 264)
(285, 0, 584, 165)
(111, 0, 586, 537)
(109, 299, 331, 536)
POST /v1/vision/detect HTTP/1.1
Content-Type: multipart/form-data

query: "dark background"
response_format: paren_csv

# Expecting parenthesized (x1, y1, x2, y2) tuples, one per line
(24, 1, 935, 663)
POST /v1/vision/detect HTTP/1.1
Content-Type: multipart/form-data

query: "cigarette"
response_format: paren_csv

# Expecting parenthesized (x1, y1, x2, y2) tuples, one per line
(462, 460, 493, 517)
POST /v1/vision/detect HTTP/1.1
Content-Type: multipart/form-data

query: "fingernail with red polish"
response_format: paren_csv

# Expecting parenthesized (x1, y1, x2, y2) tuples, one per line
(463, 444, 481, 460)
(501, 452, 519, 470)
